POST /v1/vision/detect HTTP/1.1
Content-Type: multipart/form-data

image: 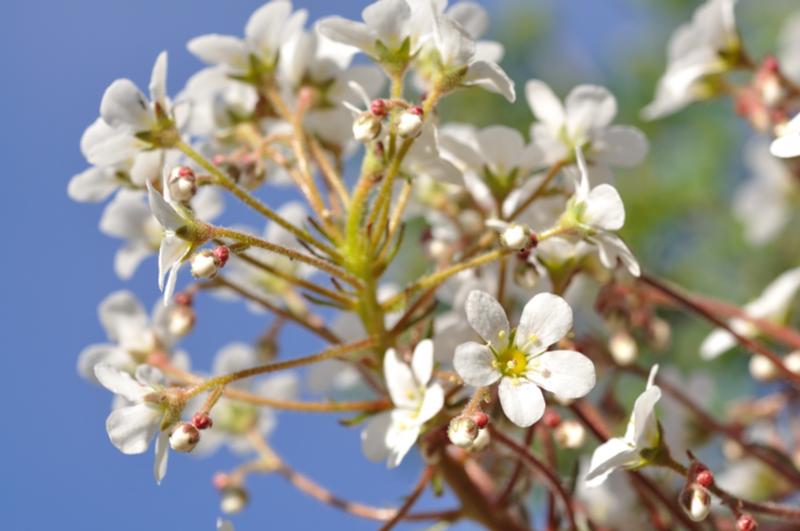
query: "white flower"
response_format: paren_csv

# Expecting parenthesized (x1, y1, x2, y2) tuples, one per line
(361, 340, 444, 468)
(94, 364, 175, 484)
(76, 290, 189, 384)
(560, 148, 640, 277)
(187, 1, 307, 78)
(317, 0, 425, 64)
(734, 139, 797, 244)
(439, 123, 543, 210)
(642, 0, 740, 120)
(700, 267, 800, 359)
(100, 184, 222, 281)
(453, 290, 596, 427)
(525, 79, 648, 170)
(146, 179, 209, 304)
(771, 112, 800, 158)
(584, 365, 662, 487)
(424, 1, 515, 101)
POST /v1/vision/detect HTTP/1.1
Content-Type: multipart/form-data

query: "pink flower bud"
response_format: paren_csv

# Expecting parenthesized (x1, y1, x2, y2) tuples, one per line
(212, 472, 230, 491)
(192, 412, 213, 430)
(542, 410, 561, 428)
(473, 411, 489, 429)
(168, 166, 197, 202)
(213, 245, 230, 267)
(696, 469, 713, 488)
(737, 514, 757, 531)
(370, 99, 387, 117)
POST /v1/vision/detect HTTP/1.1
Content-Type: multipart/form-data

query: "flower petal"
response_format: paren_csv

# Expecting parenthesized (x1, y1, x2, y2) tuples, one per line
(95, 363, 149, 402)
(187, 35, 250, 72)
(498, 377, 545, 427)
(77, 344, 129, 383)
(100, 79, 152, 131)
(384, 348, 418, 409)
(699, 328, 737, 360)
(146, 182, 184, 231)
(68, 167, 118, 203)
(465, 290, 509, 348)
(362, 0, 410, 44)
(98, 290, 148, 341)
(525, 79, 565, 130)
(105, 402, 160, 454)
(361, 411, 393, 462)
(516, 292, 573, 352)
(565, 84, 617, 137)
(149, 51, 168, 108)
(153, 431, 169, 484)
(584, 184, 625, 231)
(584, 437, 636, 487)
(592, 125, 648, 167)
(411, 339, 434, 385)
(454, 342, 500, 387)
(462, 60, 516, 102)
(418, 383, 444, 424)
(527, 349, 596, 399)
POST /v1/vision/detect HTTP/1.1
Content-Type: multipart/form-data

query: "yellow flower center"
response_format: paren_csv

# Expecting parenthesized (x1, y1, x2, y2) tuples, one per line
(493, 346, 528, 378)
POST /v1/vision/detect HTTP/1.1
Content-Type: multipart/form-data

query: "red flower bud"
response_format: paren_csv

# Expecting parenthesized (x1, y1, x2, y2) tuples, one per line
(542, 410, 561, 428)
(473, 411, 489, 429)
(213, 245, 230, 267)
(737, 513, 757, 531)
(696, 469, 713, 488)
(192, 412, 213, 430)
(370, 99, 387, 117)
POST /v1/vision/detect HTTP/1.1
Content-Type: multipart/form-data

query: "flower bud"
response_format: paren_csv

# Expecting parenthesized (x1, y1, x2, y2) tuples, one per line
(468, 426, 491, 452)
(353, 112, 382, 142)
(190, 246, 229, 279)
(398, 106, 423, 138)
(500, 224, 530, 250)
(220, 486, 249, 515)
(168, 303, 195, 337)
(448, 416, 478, 448)
(649, 317, 671, 350)
(212, 472, 230, 491)
(473, 411, 489, 429)
(696, 469, 713, 488)
(784, 350, 800, 375)
(370, 99, 387, 117)
(737, 513, 757, 531)
(609, 331, 638, 366)
(749, 354, 779, 382)
(168, 166, 197, 202)
(542, 409, 561, 428)
(554, 419, 586, 449)
(679, 483, 711, 522)
(169, 422, 200, 452)
(192, 412, 213, 430)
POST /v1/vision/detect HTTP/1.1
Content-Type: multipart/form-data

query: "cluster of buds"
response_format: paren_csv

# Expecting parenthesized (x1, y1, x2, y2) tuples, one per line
(167, 166, 198, 203)
(447, 411, 490, 452)
(736, 56, 797, 133)
(168, 412, 214, 453)
(351, 96, 425, 143)
(191, 245, 230, 279)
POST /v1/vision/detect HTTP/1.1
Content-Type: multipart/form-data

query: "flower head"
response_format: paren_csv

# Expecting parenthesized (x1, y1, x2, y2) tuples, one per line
(584, 365, 662, 486)
(454, 290, 596, 427)
(361, 340, 444, 467)
(94, 364, 179, 484)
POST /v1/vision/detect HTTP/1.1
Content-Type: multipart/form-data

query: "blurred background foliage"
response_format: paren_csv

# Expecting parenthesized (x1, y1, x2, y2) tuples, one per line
(437, 0, 800, 412)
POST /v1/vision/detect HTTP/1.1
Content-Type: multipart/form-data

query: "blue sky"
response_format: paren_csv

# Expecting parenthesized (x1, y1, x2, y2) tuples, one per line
(1, 1, 648, 529)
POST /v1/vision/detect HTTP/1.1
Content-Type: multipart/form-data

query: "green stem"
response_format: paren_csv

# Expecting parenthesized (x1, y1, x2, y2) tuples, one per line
(176, 140, 338, 257)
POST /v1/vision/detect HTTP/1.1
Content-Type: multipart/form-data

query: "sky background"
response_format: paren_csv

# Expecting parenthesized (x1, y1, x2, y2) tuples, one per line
(3, 0, 799, 530)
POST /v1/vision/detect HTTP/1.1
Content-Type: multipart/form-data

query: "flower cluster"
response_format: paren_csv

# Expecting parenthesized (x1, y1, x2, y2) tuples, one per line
(71, 0, 800, 529)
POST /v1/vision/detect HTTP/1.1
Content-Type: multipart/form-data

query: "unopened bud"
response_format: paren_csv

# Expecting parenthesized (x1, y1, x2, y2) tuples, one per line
(513, 262, 540, 289)
(696, 469, 713, 488)
(353, 112, 382, 142)
(397, 107, 423, 138)
(370, 99, 387, 117)
(679, 484, 711, 522)
(168, 303, 195, 337)
(499, 224, 530, 250)
(168, 166, 197, 202)
(169, 422, 200, 452)
(723, 439, 744, 460)
(427, 239, 450, 261)
(190, 247, 227, 279)
(448, 416, 478, 448)
(609, 331, 638, 366)
(220, 486, 248, 514)
(542, 409, 561, 428)
(749, 354, 779, 382)
(784, 350, 800, 375)
(737, 513, 757, 531)
(174, 291, 193, 307)
(459, 210, 483, 235)
(649, 317, 671, 350)
(212, 472, 230, 491)
(468, 426, 491, 452)
(473, 412, 489, 429)
(192, 412, 213, 430)
(554, 419, 586, 448)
